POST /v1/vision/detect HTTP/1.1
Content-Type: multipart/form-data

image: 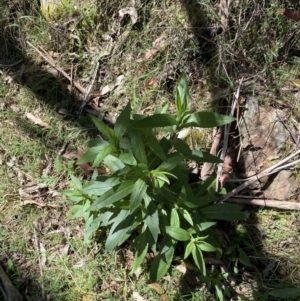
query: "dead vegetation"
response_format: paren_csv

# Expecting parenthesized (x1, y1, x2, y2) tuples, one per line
(1, 0, 300, 300)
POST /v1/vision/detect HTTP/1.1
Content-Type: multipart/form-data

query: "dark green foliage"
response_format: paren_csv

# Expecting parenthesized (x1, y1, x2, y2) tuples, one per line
(62, 76, 247, 286)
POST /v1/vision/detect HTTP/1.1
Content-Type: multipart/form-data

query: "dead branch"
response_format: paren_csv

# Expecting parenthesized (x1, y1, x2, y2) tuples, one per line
(228, 197, 300, 210)
(26, 41, 86, 95)
(219, 150, 300, 203)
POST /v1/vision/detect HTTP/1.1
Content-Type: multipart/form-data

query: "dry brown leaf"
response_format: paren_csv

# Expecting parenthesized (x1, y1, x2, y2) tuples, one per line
(26, 113, 50, 129)
(160, 294, 168, 301)
(148, 283, 163, 294)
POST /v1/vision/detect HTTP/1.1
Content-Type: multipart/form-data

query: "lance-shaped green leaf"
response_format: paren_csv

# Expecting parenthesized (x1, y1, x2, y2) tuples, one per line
(178, 208, 193, 226)
(92, 144, 114, 167)
(93, 210, 116, 227)
(196, 221, 216, 231)
(84, 215, 100, 244)
(129, 129, 147, 164)
(269, 288, 300, 299)
(200, 204, 249, 221)
(173, 138, 222, 163)
(196, 241, 217, 252)
(184, 193, 219, 208)
(135, 114, 177, 128)
(149, 239, 175, 281)
(67, 200, 90, 220)
(131, 230, 149, 274)
(170, 208, 180, 228)
(146, 131, 167, 161)
(157, 155, 184, 172)
(130, 178, 147, 213)
(105, 211, 135, 251)
(82, 177, 120, 195)
(70, 175, 82, 190)
(191, 150, 222, 163)
(88, 181, 134, 211)
(154, 172, 170, 185)
(78, 141, 110, 164)
(184, 112, 235, 128)
(103, 155, 125, 172)
(238, 248, 252, 267)
(192, 245, 206, 275)
(166, 226, 191, 241)
(61, 190, 84, 202)
(144, 201, 160, 244)
(194, 174, 216, 197)
(114, 102, 131, 139)
(215, 283, 224, 301)
(184, 241, 195, 259)
(176, 75, 190, 118)
(119, 151, 137, 165)
(91, 115, 115, 140)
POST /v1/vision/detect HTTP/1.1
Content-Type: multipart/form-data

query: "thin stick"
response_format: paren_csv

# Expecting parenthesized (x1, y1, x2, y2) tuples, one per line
(228, 197, 300, 210)
(84, 62, 99, 102)
(26, 40, 86, 94)
(216, 78, 242, 190)
(33, 227, 46, 300)
(219, 150, 300, 202)
(78, 61, 100, 116)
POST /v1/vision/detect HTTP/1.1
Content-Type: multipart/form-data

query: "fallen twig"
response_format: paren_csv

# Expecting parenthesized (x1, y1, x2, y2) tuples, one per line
(0, 59, 23, 69)
(26, 41, 86, 94)
(228, 196, 300, 210)
(219, 150, 300, 203)
(33, 227, 46, 300)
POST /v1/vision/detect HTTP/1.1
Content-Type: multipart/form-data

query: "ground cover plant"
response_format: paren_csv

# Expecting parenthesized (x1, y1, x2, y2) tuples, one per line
(1, 0, 300, 300)
(63, 77, 246, 287)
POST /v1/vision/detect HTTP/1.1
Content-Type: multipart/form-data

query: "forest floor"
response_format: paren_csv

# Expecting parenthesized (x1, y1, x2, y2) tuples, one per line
(1, 1, 300, 300)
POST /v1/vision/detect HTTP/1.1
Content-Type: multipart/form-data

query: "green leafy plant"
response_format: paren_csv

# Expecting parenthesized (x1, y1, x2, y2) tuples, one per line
(63, 76, 248, 283)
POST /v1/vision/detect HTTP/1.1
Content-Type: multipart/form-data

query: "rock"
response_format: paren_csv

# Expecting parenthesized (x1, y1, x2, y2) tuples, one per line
(238, 96, 288, 178)
(264, 170, 298, 200)
(237, 96, 299, 197)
